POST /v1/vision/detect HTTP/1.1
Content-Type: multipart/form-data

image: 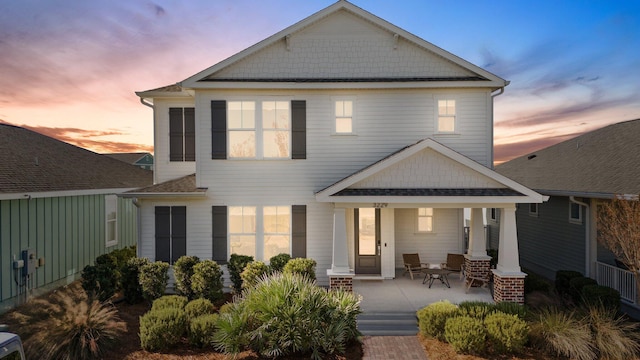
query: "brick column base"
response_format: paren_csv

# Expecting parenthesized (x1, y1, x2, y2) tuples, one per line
(492, 272, 526, 304)
(464, 256, 491, 286)
(329, 276, 354, 292)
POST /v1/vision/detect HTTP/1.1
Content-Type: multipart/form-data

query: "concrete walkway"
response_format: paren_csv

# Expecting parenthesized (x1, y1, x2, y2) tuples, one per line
(361, 336, 428, 360)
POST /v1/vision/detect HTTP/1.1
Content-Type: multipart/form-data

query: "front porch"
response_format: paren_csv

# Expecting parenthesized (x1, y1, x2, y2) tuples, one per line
(354, 269, 493, 313)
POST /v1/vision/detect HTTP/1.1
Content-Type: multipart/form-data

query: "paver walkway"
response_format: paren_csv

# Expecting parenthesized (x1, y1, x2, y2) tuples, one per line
(361, 336, 428, 360)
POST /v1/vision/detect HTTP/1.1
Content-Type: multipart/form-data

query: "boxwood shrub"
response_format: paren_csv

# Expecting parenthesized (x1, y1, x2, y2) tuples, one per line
(484, 312, 529, 354)
(283, 258, 317, 281)
(151, 295, 188, 311)
(189, 313, 219, 348)
(444, 316, 486, 354)
(241, 261, 270, 289)
(555, 270, 583, 296)
(191, 259, 224, 302)
(121, 257, 149, 304)
(582, 284, 621, 312)
(173, 255, 200, 299)
(417, 301, 459, 340)
(139, 307, 187, 351)
(140, 261, 170, 302)
(457, 301, 496, 320)
(228, 254, 254, 293)
(185, 298, 216, 319)
(269, 253, 291, 272)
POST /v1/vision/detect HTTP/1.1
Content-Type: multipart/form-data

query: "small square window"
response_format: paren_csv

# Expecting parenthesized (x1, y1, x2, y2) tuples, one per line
(417, 208, 434, 232)
(529, 203, 538, 216)
(570, 202, 582, 223)
(335, 100, 353, 134)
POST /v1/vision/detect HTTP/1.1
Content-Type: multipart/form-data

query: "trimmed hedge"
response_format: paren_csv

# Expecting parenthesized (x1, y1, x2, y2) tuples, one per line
(228, 254, 254, 293)
(152, 295, 188, 311)
(582, 285, 621, 312)
(444, 316, 486, 354)
(191, 260, 224, 302)
(283, 258, 317, 281)
(140, 261, 170, 302)
(173, 255, 200, 299)
(241, 261, 270, 289)
(555, 270, 583, 296)
(121, 257, 149, 304)
(569, 276, 598, 303)
(189, 314, 219, 348)
(457, 301, 496, 320)
(269, 253, 291, 272)
(484, 312, 529, 354)
(417, 301, 459, 340)
(185, 298, 216, 319)
(139, 307, 187, 351)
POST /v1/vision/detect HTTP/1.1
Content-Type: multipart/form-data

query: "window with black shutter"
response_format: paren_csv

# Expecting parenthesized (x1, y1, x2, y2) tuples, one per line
(155, 206, 187, 264)
(169, 107, 195, 162)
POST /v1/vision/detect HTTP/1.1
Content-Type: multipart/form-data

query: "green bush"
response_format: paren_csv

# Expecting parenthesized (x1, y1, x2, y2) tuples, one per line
(283, 258, 317, 281)
(173, 255, 200, 299)
(121, 257, 149, 304)
(269, 253, 291, 272)
(494, 301, 528, 320)
(189, 314, 219, 348)
(417, 301, 459, 340)
(444, 316, 486, 354)
(555, 270, 583, 296)
(213, 272, 361, 359)
(581, 284, 621, 312)
(140, 261, 169, 302)
(241, 261, 270, 289)
(191, 259, 224, 302)
(524, 270, 552, 294)
(109, 246, 137, 273)
(484, 312, 529, 354)
(457, 301, 496, 320)
(8, 287, 126, 360)
(228, 254, 254, 293)
(529, 308, 594, 360)
(139, 307, 188, 351)
(218, 303, 233, 314)
(587, 305, 640, 359)
(81, 254, 118, 302)
(569, 276, 598, 303)
(185, 298, 216, 319)
(152, 295, 188, 311)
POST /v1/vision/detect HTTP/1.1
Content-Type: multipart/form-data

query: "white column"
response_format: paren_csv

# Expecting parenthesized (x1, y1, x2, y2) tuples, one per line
(468, 208, 487, 257)
(330, 208, 350, 273)
(497, 205, 522, 273)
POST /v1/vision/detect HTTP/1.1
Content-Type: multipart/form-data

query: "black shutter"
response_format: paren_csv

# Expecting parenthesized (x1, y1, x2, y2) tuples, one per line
(291, 205, 307, 258)
(212, 206, 228, 264)
(291, 100, 306, 159)
(169, 108, 184, 161)
(171, 206, 187, 264)
(155, 206, 171, 262)
(211, 101, 227, 159)
(184, 108, 196, 161)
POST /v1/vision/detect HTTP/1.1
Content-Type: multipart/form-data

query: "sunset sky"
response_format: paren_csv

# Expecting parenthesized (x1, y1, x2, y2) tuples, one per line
(1, 0, 639, 163)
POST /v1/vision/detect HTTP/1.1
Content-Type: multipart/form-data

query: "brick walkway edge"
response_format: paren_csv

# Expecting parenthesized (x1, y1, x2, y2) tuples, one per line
(361, 336, 428, 360)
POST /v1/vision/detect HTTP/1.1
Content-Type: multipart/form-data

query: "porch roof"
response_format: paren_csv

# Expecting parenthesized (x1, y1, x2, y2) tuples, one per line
(333, 188, 523, 196)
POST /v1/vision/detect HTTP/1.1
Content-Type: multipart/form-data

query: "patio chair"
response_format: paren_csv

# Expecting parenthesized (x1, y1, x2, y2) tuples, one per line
(440, 253, 465, 280)
(465, 272, 491, 293)
(402, 253, 429, 280)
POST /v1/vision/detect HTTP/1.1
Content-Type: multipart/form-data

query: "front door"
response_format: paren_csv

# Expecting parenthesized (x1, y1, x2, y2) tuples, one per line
(355, 208, 381, 274)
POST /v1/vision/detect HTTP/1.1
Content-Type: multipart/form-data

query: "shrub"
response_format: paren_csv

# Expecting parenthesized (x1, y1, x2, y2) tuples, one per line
(139, 307, 188, 351)
(283, 258, 317, 281)
(8, 286, 125, 360)
(457, 301, 495, 320)
(81, 254, 118, 302)
(587, 305, 640, 359)
(109, 245, 137, 273)
(529, 308, 594, 360)
(524, 270, 552, 294)
(494, 301, 528, 320)
(581, 284, 621, 312)
(185, 298, 216, 319)
(484, 312, 529, 354)
(269, 253, 291, 272)
(173, 255, 200, 299)
(191, 259, 224, 302)
(189, 314, 219, 348)
(444, 316, 486, 354)
(213, 272, 361, 359)
(152, 295, 188, 311)
(140, 261, 169, 302)
(218, 303, 233, 314)
(241, 261, 270, 289)
(417, 300, 459, 340)
(228, 254, 254, 293)
(569, 276, 598, 303)
(555, 270, 583, 296)
(121, 257, 149, 304)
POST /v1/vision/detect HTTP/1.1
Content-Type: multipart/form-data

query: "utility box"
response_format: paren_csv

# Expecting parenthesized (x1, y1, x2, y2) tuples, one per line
(21, 249, 36, 277)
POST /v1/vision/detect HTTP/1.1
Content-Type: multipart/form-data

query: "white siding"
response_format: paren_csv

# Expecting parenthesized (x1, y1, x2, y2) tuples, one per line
(153, 99, 196, 184)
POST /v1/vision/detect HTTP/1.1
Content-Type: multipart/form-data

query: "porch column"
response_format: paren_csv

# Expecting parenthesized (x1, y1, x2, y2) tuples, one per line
(464, 208, 492, 288)
(328, 208, 354, 291)
(492, 205, 526, 304)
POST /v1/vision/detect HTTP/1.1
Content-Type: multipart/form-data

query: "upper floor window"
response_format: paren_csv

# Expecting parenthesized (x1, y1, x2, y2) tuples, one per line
(228, 101, 290, 158)
(105, 195, 118, 247)
(489, 208, 497, 222)
(570, 202, 582, 223)
(417, 208, 434, 232)
(437, 99, 456, 133)
(169, 107, 195, 161)
(335, 100, 353, 134)
(529, 203, 539, 217)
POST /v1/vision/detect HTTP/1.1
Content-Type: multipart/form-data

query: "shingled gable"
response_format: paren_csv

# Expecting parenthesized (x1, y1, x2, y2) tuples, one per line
(178, 0, 508, 90)
(0, 123, 152, 199)
(123, 174, 207, 198)
(315, 138, 545, 204)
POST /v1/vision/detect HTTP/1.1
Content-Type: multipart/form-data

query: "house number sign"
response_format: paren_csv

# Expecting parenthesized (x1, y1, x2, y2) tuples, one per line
(373, 203, 388, 208)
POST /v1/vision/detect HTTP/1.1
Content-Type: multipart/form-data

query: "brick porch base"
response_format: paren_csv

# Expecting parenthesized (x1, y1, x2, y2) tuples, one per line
(492, 272, 526, 304)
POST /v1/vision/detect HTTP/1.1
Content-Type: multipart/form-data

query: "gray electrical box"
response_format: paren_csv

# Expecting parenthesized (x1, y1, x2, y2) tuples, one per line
(21, 249, 36, 277)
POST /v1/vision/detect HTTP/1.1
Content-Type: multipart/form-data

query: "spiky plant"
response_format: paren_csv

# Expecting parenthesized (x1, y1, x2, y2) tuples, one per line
(587, 305, 640, 359)
(529, 308, 595, 360)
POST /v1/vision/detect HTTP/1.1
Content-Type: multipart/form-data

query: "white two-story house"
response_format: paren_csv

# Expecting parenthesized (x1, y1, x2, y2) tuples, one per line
(130, 1, 544, 303)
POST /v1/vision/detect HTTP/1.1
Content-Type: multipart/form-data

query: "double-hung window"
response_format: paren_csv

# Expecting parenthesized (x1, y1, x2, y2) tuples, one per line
(169, 107, 195, 161)
(335, 100, 353, 134)
(417, 208, 434, 232)
(570, 202, 582, 223)
(228, 101, 290, 159)
(437, 99, 456, 133)
(105, 195, 118, 247)
(229, 206, 291, 261)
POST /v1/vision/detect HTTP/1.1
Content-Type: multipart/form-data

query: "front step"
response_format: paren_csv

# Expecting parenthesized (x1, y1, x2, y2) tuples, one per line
(357, 312, 418, 336)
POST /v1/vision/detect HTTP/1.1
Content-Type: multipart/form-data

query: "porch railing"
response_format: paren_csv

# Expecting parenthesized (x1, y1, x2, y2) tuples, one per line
(595, 261, 637, 304)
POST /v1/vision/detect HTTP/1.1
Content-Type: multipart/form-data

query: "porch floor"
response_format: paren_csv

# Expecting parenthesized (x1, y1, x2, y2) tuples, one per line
(353, 268, 494, 313)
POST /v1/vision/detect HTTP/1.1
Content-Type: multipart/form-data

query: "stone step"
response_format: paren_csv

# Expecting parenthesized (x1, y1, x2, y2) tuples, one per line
(357, 312, 418, 336)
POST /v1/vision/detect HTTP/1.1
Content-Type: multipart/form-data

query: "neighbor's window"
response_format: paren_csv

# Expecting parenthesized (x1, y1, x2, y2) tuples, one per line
(570, 202, 582, 223)
(335, 100, 353, 134)
(229, 206, 291, 261)
(417, 208, 434, 232)
(529, 203, 539, 216)
(437, 99, 456, 132)
(105, 195, 118, 247)
(228, 100, 291, 159)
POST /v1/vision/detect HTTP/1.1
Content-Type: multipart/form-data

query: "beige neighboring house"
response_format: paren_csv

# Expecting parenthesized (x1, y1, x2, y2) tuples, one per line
(128, 0, 544, 303)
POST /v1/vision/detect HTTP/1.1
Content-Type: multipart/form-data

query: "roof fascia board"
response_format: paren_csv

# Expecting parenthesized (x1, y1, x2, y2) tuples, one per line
(185, 81, 505, 90)
(536, 189, 617, 199)
(0, 188, 140, 201)
(328, 198, 538, 207)
(182, 1, 507, 88)
(119, 192, 207, 199)
(135, 90, 194, 99)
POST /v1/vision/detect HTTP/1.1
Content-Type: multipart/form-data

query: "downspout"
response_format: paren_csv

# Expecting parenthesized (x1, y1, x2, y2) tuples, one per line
(131, 197, 142, 258)
(139, 97, 157, 184)
(490, 84, 508, 169)
(570, 196, 590, 277)
(139, 97, 154, 109)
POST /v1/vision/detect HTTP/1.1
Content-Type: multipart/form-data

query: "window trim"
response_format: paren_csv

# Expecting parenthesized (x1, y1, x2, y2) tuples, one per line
(416, 207, 434, 233)
(569, 202, 583, 224)
(105, 195, 118, 247)
(434, 97, 458, 134)
(489, 208, 498, 223)
(332, 98, 356, 135)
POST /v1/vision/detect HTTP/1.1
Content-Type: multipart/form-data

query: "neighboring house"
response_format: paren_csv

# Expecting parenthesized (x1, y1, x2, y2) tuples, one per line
(104, 152, 154, 170)
(0, 124, 152, 313)
(493, 119, 640, 305)
(130, 1, 544, 303)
